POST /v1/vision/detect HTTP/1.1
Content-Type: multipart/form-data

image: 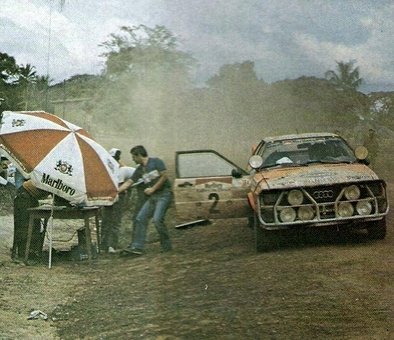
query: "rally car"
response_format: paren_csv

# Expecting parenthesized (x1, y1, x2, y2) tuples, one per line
(173, 133, 389, 251)
(247, 133, 389, 251)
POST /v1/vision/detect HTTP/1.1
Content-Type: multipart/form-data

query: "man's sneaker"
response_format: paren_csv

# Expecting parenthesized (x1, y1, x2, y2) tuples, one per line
(121, 247, 143, 256)
(130, 247, 143, 255)
(108, 246, 116, 254)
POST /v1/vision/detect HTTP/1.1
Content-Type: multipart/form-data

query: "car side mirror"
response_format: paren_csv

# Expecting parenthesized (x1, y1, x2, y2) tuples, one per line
(231, 168, 243, 178)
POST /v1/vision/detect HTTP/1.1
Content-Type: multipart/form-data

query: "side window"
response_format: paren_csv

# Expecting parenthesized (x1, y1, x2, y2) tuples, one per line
(177, 151, 242, 178)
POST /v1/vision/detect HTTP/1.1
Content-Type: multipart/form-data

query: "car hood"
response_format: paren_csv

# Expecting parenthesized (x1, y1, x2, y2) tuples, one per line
(252, 163, 379, 192)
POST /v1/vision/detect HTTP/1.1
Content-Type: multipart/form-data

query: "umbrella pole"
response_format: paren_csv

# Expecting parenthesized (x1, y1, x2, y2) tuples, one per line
(48, 194, 55, 269)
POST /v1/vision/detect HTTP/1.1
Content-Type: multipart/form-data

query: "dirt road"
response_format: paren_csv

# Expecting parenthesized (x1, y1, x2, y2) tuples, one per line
(0, 183, 393, 339)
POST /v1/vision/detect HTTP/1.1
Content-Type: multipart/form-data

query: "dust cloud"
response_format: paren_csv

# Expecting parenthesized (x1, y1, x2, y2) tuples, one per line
(77, 64, 364, 171)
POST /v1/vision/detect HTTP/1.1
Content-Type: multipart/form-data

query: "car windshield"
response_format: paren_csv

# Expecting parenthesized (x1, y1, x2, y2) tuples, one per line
(258, 136, 357, 168)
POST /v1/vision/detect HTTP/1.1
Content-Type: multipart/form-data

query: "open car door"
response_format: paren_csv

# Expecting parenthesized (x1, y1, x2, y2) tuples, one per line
(173, 150, 252, 226)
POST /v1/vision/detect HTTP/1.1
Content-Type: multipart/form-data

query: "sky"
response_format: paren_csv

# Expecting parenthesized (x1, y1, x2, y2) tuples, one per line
(1, 0, 393, 93)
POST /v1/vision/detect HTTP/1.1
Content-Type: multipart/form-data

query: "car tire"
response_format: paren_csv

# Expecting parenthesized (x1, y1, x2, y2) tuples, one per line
(247, 215, 254, 229)
(254, 213, 280, 252)
(367, 217, 386, 240)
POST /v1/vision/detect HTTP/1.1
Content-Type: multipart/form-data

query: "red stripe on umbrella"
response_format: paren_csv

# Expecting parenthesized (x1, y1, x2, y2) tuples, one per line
(0, 130, 69, 172)
(76, 135, 117, 199)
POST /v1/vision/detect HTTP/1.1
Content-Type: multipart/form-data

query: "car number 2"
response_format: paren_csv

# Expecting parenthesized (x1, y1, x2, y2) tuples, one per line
(208, 193, 220, 213)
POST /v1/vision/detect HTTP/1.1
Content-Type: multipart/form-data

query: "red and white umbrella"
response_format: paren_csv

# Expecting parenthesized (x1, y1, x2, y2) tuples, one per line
(0, 111, 119, 206)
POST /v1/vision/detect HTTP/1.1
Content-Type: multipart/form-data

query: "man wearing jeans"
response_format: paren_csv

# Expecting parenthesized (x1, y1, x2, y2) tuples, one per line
(118, 145, 172, 255)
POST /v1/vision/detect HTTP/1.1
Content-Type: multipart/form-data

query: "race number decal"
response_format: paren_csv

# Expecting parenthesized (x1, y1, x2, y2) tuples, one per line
(208, 193, 220, 213)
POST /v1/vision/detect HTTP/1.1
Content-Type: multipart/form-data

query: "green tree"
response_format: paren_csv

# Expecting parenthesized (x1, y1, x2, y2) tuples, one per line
(0, 52, 22, 111)
(325, 60, 363, 91)
(18, 63, 37, 109)
(28, 75, 54, 110)
(207, 61, 263, 89)
(100, 25, 195, 88)
(205, 61, 267, 121)
(0, 52, 19, 83)
(92, 24, 195, 133)
(18, 63, 37, 85)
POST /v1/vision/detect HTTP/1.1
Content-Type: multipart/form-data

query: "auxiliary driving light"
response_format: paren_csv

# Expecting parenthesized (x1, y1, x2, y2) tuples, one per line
(279, 207, 296, 222)
(356, 201, 373, 215)
(248, 155, 263, 169)
(288, 189, 303, 206)
(344, 185, 361, 200)
(338, 202, 354, 217)
(298, 206, 315, 221)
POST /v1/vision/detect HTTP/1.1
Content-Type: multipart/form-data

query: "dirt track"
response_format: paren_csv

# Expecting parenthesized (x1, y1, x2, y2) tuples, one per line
(0, 183, 393, 339)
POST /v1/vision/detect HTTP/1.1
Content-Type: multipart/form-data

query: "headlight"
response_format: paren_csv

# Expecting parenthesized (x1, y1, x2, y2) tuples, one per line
(288, 189, 303, 206)
(356, 201, 372, 215)
(338, 202, 354, 217)
(261, 192, 279, 205)
(279, 207, 296, 222)
(344, 185, 360, 200)
(298, 206, 315, 221)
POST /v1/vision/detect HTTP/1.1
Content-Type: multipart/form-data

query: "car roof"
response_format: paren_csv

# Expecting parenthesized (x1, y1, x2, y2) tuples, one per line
(261, 132, 338, 143)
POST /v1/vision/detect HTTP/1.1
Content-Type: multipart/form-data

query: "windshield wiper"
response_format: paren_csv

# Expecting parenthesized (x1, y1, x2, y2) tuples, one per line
(321, 159, 353, 164)
(304, 159, 353, 165)
(261, 163, 303, 169)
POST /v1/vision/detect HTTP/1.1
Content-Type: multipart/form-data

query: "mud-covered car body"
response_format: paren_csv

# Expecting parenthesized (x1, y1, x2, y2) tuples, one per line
(173, 150, 251, 227)
(248, 133, 389, 250)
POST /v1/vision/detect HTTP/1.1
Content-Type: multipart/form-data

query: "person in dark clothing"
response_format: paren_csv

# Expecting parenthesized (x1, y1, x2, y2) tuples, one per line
(100, 148, 135, 253)
(12, 179, 49, 260)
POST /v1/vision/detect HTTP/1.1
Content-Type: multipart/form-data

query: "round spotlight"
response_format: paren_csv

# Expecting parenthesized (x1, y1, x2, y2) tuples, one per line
(288, 189, 303, 206)
(298, 206, 315, 221)
(338, 202, 354, 217)
(279, 207, 296, 222)
(344, 185, 360, 200)
(356, 201, 372, 215)
(248, 155, 263, 169)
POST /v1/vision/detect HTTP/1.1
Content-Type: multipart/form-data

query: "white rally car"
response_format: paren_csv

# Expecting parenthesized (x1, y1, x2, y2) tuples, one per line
(173, 133, 389, 251)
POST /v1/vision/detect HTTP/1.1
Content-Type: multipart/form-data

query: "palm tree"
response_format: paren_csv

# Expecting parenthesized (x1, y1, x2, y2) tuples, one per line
(18, 64, 37, 109)
(325, 60, 363, 91)
(29, 75, 53, 110)
(35, 75, 52, 91)
(19, 64, 37, 83)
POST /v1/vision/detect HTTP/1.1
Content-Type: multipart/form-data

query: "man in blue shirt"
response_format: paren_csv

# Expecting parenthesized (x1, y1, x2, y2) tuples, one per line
(118, 145, 172, 255)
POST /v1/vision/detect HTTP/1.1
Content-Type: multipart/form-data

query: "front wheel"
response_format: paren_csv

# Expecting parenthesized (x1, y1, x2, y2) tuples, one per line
(366, 218, 386, 240)
(254, 214, 282, 252)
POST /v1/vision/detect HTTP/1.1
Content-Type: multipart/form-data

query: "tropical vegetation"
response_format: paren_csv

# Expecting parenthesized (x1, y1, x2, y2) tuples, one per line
(325, 60, 363, 92)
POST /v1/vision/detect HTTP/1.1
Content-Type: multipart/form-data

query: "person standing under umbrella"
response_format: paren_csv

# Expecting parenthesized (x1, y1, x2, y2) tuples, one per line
(12, 179, 49, 261)
(100, 148, 135, 253)
(119, 145, 173, 255)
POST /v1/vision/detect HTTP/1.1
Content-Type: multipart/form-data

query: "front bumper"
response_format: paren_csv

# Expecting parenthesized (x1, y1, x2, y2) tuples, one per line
(256, 181, 389, 230)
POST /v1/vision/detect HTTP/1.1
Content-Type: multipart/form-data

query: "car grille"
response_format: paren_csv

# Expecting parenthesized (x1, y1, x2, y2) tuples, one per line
(258, 181, 387, 225)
